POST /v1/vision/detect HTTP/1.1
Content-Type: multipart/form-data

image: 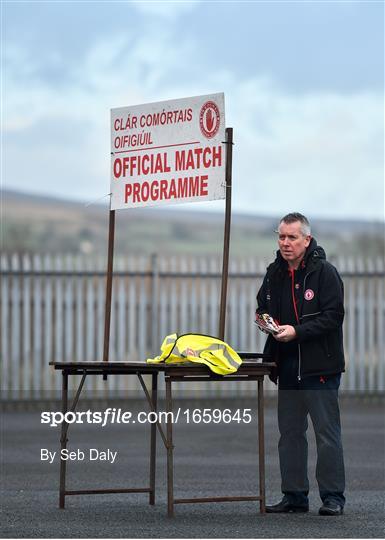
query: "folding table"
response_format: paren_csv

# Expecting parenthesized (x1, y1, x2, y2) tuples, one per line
(50, 355, 274, 517)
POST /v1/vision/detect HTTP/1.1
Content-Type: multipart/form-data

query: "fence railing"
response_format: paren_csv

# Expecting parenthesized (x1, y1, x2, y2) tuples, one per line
(1, 254, 384, 399)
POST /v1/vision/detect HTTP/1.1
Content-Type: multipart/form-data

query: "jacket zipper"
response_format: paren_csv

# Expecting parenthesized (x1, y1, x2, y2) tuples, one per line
(297, 269, 314, 380)
(290, 269, 300, 324)
(289, 269, 302, 381)
(297, 344, 302, 381)
(300, 311, 321, 319)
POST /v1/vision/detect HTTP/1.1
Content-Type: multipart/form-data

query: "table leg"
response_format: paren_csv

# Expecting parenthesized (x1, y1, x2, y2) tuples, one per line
(149, 372, 158, 505)
(59, 371, 68, 509)
(258, 378, 266, 513)
(165, 377, 174, 517)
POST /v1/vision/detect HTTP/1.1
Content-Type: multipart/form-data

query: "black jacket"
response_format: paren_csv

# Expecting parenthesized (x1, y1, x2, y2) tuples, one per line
(257, 238, 345, 381)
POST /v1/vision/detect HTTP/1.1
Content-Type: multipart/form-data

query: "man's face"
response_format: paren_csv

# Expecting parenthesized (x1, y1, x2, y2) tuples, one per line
(278, 221, 311, 268)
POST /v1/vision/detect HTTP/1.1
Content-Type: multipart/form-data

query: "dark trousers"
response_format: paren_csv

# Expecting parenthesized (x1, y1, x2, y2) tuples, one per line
(278, 360, 345, 508)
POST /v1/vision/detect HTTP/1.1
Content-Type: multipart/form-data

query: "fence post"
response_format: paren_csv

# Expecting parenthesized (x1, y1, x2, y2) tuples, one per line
(150, 253, 159, 356)
(43, 254, 53, 394)
(22, 254, 32, 398)
(346, 257, 356, 393)
(11, 254, 20, 399)
(376, 257, 384, 393)
(356, 258, 366, 393)
(367, 258, 375, 393)
(0, 255, 9, 398)
(32, 254, 42, 398)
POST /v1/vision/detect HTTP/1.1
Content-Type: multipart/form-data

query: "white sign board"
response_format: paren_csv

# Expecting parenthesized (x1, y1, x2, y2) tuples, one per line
(110, 93, 226, 210)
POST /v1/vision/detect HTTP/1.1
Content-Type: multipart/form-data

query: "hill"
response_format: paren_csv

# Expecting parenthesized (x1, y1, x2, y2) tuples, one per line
(2, 189, 383, 259)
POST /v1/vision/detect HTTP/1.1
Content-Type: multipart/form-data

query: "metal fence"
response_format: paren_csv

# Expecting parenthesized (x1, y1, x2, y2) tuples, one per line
(1, 253, 384, 399)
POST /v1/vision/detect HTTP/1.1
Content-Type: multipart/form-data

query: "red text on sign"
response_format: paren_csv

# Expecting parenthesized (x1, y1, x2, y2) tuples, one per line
(113, 146, 222, 179)
(113, 153, 171, 178)
(175, 146, 222, 171)
(124, 176, 209, 203)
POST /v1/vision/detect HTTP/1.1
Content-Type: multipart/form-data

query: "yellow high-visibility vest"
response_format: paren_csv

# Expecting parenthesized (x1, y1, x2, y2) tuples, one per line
(147, 333, 242, 375)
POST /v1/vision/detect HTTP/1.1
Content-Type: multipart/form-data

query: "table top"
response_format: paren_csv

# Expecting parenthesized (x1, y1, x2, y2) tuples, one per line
(49, 357, 275, 378)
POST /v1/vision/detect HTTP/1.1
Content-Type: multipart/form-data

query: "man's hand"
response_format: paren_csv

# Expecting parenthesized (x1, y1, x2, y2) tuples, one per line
(274, 325, 297, 342)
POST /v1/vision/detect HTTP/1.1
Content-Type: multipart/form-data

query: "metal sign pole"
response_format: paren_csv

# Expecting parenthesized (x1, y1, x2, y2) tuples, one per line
(218, 127, 233, 340)
(103, 208, 116, 364)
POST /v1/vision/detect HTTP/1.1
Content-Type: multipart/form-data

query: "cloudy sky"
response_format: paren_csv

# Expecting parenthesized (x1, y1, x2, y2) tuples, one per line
(3, 0, 384, 220)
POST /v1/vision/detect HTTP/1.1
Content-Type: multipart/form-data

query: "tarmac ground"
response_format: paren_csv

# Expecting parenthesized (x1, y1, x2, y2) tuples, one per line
(1, 397, 384, 538)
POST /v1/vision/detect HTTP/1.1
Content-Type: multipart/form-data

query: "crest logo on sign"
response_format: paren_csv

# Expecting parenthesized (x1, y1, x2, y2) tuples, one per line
(304, 289, 315, 301)
(200, 101, 220, 138)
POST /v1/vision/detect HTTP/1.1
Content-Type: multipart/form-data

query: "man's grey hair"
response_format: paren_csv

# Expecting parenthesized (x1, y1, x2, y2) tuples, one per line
(279, 212, 311, 236)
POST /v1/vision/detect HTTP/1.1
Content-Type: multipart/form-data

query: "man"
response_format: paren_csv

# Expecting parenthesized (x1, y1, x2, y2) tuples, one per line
(256, 212, 345, 516)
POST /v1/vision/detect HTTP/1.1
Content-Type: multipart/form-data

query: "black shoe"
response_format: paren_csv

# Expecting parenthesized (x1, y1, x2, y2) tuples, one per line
(319, 501, 344, 516)
(266, 498, 309, 513)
